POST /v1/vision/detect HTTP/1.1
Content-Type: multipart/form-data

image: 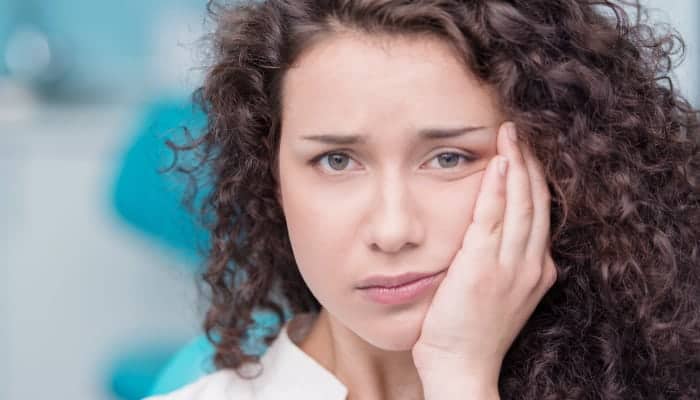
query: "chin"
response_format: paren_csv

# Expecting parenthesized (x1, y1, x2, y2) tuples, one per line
(351, 307, 427, 351)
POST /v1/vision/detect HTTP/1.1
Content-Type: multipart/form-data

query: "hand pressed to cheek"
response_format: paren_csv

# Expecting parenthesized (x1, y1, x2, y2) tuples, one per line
(413, 121, 558, 389)
(491, 121, 557, 300)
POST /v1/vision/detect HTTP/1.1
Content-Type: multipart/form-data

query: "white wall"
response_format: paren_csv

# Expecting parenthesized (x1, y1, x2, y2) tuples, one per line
(642, 0, 699, 106)
(1, 106, 204, 400)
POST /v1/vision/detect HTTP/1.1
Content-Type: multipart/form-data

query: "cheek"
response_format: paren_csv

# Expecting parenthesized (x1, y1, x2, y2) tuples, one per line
(422, 174, 483, 249)
(281, 182, 355, 244)
(279, 182, 355, 286)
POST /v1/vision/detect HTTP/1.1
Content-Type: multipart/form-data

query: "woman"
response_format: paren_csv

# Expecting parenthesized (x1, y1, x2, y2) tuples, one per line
(148, 0, 700, 398)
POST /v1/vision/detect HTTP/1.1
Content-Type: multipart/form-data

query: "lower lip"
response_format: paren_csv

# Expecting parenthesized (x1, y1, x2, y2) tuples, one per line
(358, 270, 445, 305)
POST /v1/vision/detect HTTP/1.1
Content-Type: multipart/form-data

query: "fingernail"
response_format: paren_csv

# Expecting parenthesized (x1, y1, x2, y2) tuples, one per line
(508, 124, 517, 142)
(498, 156, 508, 176)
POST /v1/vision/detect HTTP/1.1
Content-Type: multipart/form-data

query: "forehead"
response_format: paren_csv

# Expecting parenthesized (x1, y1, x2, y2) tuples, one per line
(280, 32, 503, 139)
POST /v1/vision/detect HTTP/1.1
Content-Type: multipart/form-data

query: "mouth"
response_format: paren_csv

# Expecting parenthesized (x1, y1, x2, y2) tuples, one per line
(356, 268, 447, 289)
(357, 269, 447, 305)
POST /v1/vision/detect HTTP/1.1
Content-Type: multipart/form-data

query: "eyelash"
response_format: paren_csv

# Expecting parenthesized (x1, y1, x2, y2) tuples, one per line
(309, 150, 477, 174)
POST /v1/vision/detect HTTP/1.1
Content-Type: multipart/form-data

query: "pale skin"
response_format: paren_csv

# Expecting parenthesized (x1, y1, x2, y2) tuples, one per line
(276, 31, 556, 400)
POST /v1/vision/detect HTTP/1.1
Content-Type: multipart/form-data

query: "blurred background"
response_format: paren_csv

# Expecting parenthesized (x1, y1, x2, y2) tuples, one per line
(1, 1, 210, 399)
(0, 1, 698, 399)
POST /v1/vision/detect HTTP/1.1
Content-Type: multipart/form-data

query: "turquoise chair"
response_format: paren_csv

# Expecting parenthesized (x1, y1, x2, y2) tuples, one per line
(110, 98, 208, 399)
(146, 310, 287, 396)
(111, 99, 290, 398)
(112, 98, 209, 264)
(146, 335, 215, 395)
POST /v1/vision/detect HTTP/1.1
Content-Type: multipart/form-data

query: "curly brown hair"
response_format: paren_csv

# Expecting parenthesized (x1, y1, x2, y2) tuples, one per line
(168, 0, 700, 398)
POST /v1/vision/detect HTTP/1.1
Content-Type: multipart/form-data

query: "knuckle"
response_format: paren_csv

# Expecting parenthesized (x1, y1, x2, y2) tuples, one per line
(472, 215, 503, 236)
(543, 262, 558, 289)
(523, 265, 543, 288)
(542, 190, 552, 204)
(548, 265, 558, 287)
(486, 219, 503, 236)
(463, 269, 491, 292)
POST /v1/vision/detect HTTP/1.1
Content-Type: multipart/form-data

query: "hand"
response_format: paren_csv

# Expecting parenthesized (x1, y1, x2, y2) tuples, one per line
(412, 121, 558, 392)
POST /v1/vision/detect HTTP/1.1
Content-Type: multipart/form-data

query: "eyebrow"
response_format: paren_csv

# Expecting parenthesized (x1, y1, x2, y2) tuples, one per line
(301, 125, 488, 145)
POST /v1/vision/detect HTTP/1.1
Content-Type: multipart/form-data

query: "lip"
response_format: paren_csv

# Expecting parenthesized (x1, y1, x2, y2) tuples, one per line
(356, 269, 447, 306)
(356, 269, 445, 289)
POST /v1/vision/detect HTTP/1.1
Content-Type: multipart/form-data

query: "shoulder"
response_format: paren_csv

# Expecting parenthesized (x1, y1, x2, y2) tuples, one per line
(143, 368, 256, 400)
(143, 313, 338, 400)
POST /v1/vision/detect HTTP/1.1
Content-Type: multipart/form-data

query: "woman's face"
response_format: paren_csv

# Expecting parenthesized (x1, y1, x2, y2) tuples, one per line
(277, 32, 504, 351)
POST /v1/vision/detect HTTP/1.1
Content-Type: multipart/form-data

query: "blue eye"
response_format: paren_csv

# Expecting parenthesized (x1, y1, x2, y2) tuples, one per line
(313, 152, 356, 171)
(427, 152, 475, 169)
(310, 151, 476, 173)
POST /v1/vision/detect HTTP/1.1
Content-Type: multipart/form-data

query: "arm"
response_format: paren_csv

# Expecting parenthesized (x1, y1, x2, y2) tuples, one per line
(416, 360, 500, 400)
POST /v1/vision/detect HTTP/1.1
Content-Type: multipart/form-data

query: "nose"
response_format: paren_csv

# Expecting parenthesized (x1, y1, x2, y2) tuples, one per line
(364, 174, 424, 254)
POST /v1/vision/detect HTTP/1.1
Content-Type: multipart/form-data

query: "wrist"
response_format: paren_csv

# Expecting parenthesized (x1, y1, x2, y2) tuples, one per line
(416, 361, 500, 400)
(421, 380, 500, 400)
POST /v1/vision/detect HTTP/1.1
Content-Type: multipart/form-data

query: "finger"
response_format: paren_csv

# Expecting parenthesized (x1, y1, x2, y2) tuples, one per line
(519, 254, 557, 326)
(520, 142, 552, 264)
(497, 122, 533, 268)
(533, 253, 558, 297)
(463, 153, 508, 262)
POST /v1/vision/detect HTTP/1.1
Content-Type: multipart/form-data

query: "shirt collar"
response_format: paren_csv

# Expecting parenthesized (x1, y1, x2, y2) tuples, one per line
(254, 313, 348, 400)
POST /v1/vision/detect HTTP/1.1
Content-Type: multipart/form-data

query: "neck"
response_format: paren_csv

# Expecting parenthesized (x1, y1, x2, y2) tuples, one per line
(297, 309, 425, 400)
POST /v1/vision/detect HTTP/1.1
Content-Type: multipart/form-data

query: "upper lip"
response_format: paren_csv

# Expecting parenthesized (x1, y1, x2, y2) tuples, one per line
(356, 269, 445, 289)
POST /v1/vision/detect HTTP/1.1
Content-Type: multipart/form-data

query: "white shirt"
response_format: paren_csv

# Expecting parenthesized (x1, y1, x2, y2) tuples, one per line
(144, 313, 348, 400)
